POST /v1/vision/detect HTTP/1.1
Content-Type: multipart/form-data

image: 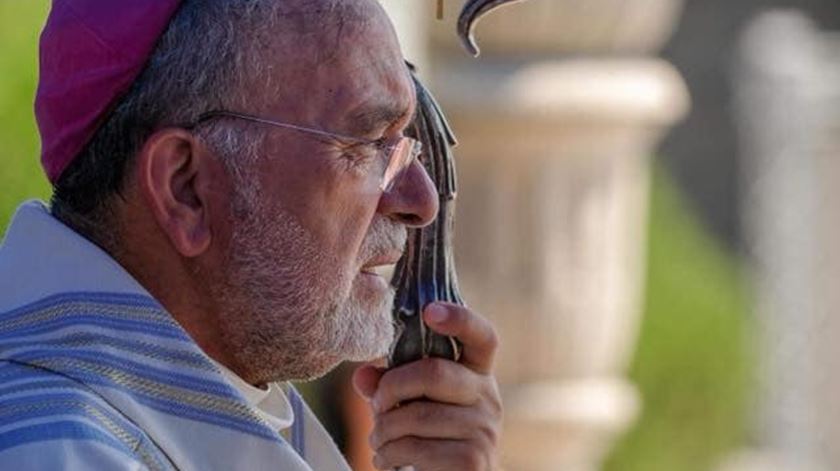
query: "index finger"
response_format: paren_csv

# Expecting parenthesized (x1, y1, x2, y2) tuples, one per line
(423, 302, 499, 374)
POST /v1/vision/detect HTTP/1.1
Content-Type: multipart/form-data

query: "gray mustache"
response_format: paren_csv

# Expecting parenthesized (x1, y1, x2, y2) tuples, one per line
(360, 219, 408, 261)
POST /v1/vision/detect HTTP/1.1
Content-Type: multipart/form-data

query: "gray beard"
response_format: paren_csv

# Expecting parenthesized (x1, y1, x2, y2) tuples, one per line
(211, 191, 401, 384)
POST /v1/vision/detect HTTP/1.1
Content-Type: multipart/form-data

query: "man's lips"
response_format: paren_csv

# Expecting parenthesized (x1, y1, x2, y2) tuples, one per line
(360, 252, 403, 277)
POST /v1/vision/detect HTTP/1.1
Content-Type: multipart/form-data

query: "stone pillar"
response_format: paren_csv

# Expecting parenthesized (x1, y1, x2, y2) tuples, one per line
(425, 1, 689, 470)
(726, 10, 840, 471)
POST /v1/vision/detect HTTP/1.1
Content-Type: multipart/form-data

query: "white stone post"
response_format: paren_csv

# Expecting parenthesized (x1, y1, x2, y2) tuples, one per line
(369, 3, 690, 470)
(424, 1, 689, 470)
(724, 10, 840, 471)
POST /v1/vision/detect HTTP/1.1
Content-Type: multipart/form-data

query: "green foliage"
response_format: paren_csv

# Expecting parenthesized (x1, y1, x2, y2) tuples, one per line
(0, 0, 51, 231)
(603, 166, 752, 471)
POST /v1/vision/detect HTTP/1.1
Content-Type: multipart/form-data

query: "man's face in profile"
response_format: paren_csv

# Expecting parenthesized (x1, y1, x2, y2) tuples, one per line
(206, 0, 429, 384)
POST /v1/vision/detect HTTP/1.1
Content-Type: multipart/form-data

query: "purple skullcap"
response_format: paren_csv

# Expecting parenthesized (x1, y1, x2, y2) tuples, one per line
(35, 0, 185, 184)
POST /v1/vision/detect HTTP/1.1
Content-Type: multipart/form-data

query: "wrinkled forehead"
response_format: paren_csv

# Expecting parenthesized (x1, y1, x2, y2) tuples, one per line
(263, 0, 415, 132)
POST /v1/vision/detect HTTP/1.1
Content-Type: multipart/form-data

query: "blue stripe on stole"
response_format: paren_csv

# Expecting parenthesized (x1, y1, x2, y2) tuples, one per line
(0, 420, 137, 458)
(11, 349, 236, 398)
(0, 315, 187, 342)
(0, 392, 142, 440)
(0, 362, 44, 383)
(0, 378, 82, 399)
(289, 387, 306, 459)
(129, 393, 277, 440)
(0, 292, 191, 342)
(0, 292, 166, 325)
(0, 332, 212, 371)
(0, 363, 176, 470)
(0, 363, 275, 442)
(0, 292, 278, 441)
(0, 357, 276, 440)
(0, 291, 161, 322)
(29, 367, 275, 440)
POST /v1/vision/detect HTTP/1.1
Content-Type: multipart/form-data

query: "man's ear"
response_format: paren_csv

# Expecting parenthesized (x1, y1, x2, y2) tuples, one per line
(135, 129, 218, 258)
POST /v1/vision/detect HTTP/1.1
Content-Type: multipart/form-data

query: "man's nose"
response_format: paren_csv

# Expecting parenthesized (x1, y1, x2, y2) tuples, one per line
(377, 159, 439, 228)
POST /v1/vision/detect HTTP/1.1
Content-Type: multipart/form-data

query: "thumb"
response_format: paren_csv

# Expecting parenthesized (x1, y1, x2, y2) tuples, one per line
(351, 363, 385, 401)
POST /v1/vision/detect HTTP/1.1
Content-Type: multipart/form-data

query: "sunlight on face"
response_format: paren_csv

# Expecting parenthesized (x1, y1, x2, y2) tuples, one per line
(213, 180, 403, 383)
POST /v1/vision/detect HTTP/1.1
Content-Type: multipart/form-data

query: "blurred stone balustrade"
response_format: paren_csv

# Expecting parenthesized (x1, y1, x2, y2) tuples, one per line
(376, 2, 690, 470)
(430, 0, 684, 55)
(727, 9, 840, 471)
(424, 1, 690, 470)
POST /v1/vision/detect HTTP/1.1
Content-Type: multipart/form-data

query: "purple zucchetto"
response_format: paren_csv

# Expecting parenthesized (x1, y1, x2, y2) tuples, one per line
(35, 0, 185, 184)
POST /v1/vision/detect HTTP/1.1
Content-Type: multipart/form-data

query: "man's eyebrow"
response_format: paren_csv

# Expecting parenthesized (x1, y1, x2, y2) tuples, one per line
(346, 103, 413, 136)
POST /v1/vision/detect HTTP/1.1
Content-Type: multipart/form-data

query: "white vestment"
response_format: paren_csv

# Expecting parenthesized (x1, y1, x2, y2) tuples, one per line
(0, 201, 353, 470)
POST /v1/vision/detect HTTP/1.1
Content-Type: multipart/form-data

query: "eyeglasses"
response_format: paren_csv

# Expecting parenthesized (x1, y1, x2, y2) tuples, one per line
(192, 110, 423, 192)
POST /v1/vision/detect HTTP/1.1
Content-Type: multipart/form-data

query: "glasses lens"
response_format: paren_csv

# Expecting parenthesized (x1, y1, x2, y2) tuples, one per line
(380, 138, 422, 192)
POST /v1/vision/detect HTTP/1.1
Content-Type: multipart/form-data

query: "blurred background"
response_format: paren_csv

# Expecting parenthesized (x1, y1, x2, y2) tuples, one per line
(2, 1, 840, 470)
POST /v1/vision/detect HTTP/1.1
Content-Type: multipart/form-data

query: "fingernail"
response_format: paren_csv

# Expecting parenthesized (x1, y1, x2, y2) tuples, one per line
(426, 304, 448, 323)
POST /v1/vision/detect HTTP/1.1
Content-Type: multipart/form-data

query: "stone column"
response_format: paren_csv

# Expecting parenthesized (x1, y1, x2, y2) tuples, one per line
(724, 10, 840, 471)
(425, 1, 689, 470)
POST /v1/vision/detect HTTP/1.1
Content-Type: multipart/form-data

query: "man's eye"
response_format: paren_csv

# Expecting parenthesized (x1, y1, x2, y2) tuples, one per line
(342, 142, 379, 164)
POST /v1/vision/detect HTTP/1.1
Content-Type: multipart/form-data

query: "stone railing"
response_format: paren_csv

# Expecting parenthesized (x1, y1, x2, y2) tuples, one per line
(423, 1, 689, 470)
(370, 2, 691, 470)
(723, 9, 840, 471)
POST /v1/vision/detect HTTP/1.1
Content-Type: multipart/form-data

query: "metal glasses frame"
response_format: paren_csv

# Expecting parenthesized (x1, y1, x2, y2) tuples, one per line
(193, 110, 423, 192)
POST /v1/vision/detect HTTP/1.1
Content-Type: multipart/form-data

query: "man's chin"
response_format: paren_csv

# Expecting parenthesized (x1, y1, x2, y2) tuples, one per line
(335, 291, 395, 362)
(289, 339, 390, 382)
(348, 339, 392, 364)
(338, 321, 394, 363)
(275, 277, 394, 380)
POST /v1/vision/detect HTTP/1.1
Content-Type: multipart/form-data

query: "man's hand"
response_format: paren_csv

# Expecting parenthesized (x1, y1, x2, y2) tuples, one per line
(353, 302, 503, 471)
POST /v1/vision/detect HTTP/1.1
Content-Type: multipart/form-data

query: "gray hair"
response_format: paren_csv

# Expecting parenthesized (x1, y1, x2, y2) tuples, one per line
(51, 0, 349, 247)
